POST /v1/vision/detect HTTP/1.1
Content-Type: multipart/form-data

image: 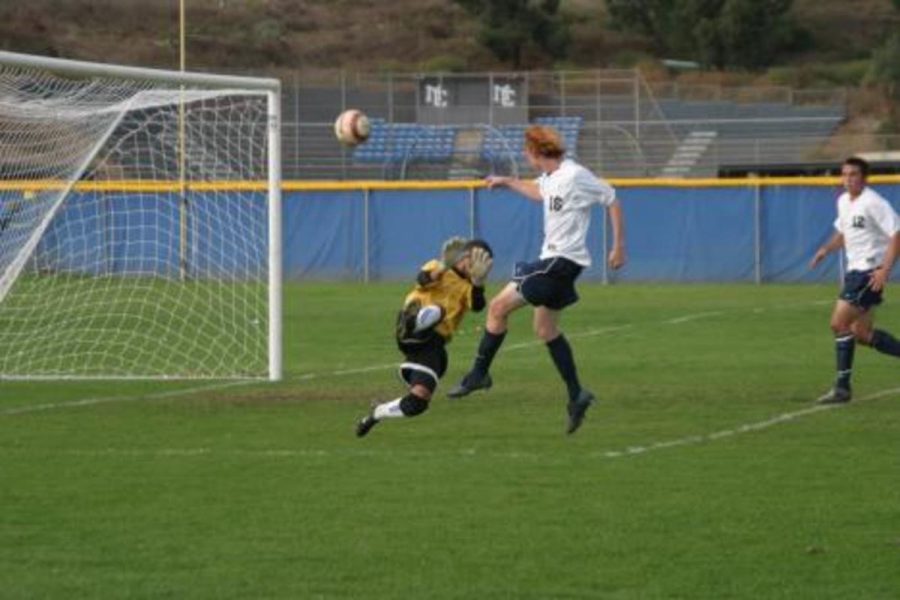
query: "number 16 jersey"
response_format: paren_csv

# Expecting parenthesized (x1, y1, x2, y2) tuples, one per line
(537, 158, 617, 268)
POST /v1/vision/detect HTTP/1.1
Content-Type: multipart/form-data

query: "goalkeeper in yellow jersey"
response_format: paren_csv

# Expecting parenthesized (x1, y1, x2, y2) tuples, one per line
(355, 237, 494, 437)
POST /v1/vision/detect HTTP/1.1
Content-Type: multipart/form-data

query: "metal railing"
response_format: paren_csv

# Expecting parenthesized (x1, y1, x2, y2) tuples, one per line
(280, 123, 899, 180)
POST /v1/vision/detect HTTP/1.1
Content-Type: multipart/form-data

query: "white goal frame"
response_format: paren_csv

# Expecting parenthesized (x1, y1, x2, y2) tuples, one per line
(0, 51, 282, 381)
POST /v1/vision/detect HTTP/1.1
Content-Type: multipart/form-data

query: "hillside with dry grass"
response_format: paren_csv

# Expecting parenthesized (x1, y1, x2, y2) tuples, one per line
(1, 0, 897, 76)
(0, 0, 488, 73)
(1, 0, 897, 135)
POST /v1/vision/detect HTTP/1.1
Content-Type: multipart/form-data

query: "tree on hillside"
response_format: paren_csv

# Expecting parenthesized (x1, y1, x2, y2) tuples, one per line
(871, 33, 900, 98)
(869, 2, 900, 133)
(603, 0, 679, 53)
(606, 0, 802, 69)
(871, 2, 900, 96)
(453, 0, 570, 68)
(717, 0, 799, 69)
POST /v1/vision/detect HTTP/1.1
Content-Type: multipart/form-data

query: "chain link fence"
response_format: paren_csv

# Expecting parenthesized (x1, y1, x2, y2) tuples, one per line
(269, 69, 877, 180)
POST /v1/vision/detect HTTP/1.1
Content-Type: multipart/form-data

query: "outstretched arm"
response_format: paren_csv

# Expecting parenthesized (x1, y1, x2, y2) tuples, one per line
(607, 200, 626, 270)
(484, 175, 542, 203)
(810, 232, 844, 269)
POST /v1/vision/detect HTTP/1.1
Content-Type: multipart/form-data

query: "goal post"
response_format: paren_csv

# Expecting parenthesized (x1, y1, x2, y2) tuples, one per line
(0, 51, 282, 380)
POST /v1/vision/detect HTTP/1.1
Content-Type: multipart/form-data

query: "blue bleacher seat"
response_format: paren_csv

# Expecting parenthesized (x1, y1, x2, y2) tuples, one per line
(354, 121, 457, 164)
(355, 116, 587, 167)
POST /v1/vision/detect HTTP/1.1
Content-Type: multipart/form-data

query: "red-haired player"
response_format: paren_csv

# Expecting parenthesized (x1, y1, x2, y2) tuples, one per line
(448, 125, 626, 434)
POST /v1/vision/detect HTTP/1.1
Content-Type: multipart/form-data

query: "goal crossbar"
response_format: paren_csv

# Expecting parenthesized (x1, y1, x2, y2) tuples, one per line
(0, 51, 280, 91)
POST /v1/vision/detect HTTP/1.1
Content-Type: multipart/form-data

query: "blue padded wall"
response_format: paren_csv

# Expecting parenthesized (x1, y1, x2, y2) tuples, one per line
(18, 183, 900, 284)
(368, 190, 471, 279)
(614, 187, 757, 282)
(281, 183, 900, 283)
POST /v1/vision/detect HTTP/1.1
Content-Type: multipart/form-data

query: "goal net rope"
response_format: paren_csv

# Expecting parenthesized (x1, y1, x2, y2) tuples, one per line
(0, 54, 281, 379)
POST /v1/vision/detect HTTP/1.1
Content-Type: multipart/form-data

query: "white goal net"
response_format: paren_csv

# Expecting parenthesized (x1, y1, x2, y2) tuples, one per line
(0, 52, 281, 380)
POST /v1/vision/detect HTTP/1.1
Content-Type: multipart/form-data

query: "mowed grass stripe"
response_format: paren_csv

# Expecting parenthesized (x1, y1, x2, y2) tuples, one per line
(1, 293, 822, 412)
(7, 384, 900, 464)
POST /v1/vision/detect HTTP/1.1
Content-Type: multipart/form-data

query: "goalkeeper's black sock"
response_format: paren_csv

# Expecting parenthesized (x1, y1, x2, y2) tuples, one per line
(399, 393, 429, 416)
(470, 330, 506, 380)
(871, 329, 900, 358)
(372, 393, 430, 420)
(546, 334, 581, 402)
(835, 333, 854, 391)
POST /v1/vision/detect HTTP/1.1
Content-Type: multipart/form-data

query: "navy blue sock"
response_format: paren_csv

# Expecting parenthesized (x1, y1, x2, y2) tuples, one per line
(470, 330, 506, 379)
(871, 329, 900, 358)
(835, 333, 855, 391)
(546, 334, 581, 402)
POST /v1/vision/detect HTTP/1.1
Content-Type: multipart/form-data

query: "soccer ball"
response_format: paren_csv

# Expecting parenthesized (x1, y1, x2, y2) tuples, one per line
(334, 109, 371, 146)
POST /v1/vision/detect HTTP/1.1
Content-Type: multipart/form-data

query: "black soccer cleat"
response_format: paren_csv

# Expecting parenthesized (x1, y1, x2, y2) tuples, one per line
(816, 387, 851, 405)
(447, 373, 493, 398)
(566, 389, 595, 434)
(355, 415, 379, 438)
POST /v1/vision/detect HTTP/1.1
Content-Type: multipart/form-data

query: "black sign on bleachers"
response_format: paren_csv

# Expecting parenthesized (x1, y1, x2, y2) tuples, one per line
(417, 75, 528, 125)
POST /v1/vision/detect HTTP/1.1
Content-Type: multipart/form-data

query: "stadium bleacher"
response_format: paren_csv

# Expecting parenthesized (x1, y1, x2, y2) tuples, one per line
(349, 100, 842, 179)
(278, 73, 848, 179)
(658, 99, 844, 139)
(353, 121, 455, 164)
(651, 98, 845, 176)
(355, 116, 583, 174)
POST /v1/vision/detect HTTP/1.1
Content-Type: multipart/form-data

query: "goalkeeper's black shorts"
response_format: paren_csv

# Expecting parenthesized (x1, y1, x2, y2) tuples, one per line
(396, 334, 447, 393)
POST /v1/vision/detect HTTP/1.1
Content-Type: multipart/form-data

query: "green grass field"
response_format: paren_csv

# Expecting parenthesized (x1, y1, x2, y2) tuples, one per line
(2, 283, 899, 599)
(0, 276, 268, 377)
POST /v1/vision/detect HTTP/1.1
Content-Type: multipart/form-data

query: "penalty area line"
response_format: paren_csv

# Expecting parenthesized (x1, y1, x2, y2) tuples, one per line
(33, 385, 900, 462)
(0, 300, 832, 416)
(0, 380, 254, 417)
(597, 385, 900, 459)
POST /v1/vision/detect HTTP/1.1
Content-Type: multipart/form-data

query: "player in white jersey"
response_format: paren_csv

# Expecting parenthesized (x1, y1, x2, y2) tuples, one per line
(448, 125, 626, 434)
(810, 156, 900, 403)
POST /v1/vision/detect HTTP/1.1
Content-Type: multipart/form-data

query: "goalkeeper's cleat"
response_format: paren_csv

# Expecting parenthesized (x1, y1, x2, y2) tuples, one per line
(447, 373, 493, 398)
(816, 387, 851, 405)
(566, 389, 595, 435)
(355, 415, 379, 438)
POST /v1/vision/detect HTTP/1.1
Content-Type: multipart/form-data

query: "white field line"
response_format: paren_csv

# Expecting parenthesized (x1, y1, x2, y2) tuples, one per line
(296, 324, 636, 377)
(0, 299, 829, 417)
(597, 385, 900, 459)
(25, 384, 900, 463)
(0, 381, 253, 416)
(504, 324, 634, 351)
(296, 363, 399, 380)
(664, 311, 724, 324)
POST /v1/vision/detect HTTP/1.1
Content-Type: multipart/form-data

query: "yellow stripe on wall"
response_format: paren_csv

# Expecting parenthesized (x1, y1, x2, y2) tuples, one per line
(0, 175, 898, 194)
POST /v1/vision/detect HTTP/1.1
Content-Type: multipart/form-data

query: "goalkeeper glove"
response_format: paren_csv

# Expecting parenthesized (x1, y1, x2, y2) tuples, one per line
(468, 246, 493, 286)
(440, 236, 468, 269)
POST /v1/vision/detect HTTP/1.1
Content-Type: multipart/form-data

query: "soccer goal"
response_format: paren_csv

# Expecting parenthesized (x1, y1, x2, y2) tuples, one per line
(0, 51, 282, 380)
